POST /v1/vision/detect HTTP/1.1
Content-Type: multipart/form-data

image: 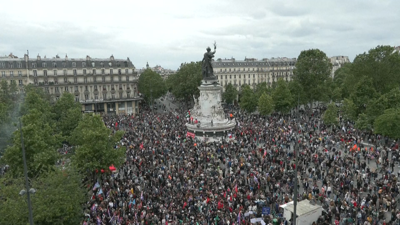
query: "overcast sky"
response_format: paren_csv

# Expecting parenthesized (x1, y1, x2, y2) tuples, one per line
(1, 0, 399, 70)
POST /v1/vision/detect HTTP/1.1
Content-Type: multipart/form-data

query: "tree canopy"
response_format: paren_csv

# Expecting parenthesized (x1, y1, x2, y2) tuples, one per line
(272, 78, 293, 114)
(223, 83, 238, 104)
(258, 92, 274, 116)
(166, 62, 202, 102)
(138, 69, 167, 102)
(323, 103, 338, 127)
(239, 84, 257, 113)
(374, 108, 400, 139)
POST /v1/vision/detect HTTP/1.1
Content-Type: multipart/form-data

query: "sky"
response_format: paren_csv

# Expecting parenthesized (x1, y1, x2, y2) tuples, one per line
(0, 0, 399, 70)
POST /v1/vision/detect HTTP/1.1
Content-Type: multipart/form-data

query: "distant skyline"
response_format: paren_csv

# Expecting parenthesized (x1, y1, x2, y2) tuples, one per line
(1, 0, 399, 70)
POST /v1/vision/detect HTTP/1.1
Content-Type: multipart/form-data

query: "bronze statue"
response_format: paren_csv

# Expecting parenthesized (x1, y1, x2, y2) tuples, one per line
(202, 42, 217, 80)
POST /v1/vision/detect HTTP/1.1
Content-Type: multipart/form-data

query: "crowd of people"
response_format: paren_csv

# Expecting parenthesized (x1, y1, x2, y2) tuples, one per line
(82, 101, 400, 225)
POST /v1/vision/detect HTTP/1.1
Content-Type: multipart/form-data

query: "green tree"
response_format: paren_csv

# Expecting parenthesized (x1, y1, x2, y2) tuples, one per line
(254, 82, 271, 99)
(0, 168, 85, 225)
(322, 103, 338, 127)
(288, 80, 307, 107)
(272, 78, 293, 114)
(349, 77, 377, 116)
(258, 92, 274, 116)
(334, 63, 354, 98)
(374, 108, 400, 139)
(167, 62, 202, 103)
(70, 114, 125, 178)
(223, 83, 238, 104)
(239, 84, 257, 113)
(52, 92, 82, 139)
(351, 45, 400, 94)
(293, 49, 332, 105)
(1, 109, 61, 178)
(341, 98, 357, 122)
(138, 69, 166, 102)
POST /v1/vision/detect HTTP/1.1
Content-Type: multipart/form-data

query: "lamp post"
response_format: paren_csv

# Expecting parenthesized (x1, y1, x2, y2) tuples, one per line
(19, 119, 34, 225)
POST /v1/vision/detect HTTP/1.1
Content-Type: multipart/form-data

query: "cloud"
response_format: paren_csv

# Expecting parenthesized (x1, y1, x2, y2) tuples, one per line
(0, 0, 399, 69)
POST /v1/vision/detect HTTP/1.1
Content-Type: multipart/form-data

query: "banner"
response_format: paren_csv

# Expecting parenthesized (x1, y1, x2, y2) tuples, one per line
(186, 132, 195, 138)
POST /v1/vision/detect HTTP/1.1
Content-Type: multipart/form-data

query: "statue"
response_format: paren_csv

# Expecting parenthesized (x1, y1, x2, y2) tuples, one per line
(202, 42, 217, 81)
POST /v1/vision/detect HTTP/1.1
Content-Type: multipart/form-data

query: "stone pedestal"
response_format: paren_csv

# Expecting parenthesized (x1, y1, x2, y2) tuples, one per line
(186, 81, 236, 142)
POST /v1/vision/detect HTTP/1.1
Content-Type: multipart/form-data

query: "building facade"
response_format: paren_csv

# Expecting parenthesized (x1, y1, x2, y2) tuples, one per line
(0, 53, 141, 115)
(329, 56, 350, 78)
(136, 62, 176, 80)
(212, 57, 296, 91)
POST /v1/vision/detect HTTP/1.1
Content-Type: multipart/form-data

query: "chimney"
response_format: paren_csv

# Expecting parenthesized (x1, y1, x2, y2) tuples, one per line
(86, 55, 91, 61)
(37, 54, 41, 61)
(65, 54, 68, 60)
(110, 55, 114, 61)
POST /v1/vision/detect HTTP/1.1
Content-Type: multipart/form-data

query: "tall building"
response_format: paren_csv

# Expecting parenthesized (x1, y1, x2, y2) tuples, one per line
(212, 57, 296, 91)
(329, 56, 350, 78)
(0, 53, 141, 115)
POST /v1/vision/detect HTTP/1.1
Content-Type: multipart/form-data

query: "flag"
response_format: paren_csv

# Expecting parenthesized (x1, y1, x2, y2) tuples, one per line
(141, 191, 144, 200)
(97, 216, 101, 225)
(235, 184, 238, 193)
(237, 211, 241, 224)
(91, 204, 97, 211)
(97, 188, 103, 196)
(129, 199, 135, 207)
(93, 182, 100, 190)
(254, 176, 258, 184)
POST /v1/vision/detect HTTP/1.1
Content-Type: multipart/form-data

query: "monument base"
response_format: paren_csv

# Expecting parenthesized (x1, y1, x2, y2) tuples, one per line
(186, 81, 236, 142)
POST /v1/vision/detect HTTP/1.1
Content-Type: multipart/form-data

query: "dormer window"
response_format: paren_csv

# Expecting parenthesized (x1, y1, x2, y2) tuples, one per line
(82, 62, 86, 67)
(92, 62, 95, 67)
(109, 62, 112, 67)
(53, 62, 57, 68)
(100, 62, 104, 67)
(62, 62, 66, 67)
(42, 62, 47, 67)
(17, 63, 22, 68)
(32, 63, 36, 68)
(72, 62, 76, 67)
(9, 63, 14, 68)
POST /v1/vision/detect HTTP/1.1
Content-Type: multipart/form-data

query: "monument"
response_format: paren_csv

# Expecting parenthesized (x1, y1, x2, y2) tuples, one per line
(186, 42, 236, 141)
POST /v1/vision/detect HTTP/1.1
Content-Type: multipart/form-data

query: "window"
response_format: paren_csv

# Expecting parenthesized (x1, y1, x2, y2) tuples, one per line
(44, 79, 48, 85)
(93, 69, 96, 75)
(34, 78, 38, 84)
(110, 69, 113, 75)
(119, 84, 122, 89)
(17, 63, 22, 68)
(229, 75, 231, 79)
(54, 78, 58, 84)
(118, 69, 121, 75)
(74, 86, 78, 92)
(75, 97, 79, 102)
(73, 69, 77, 75)
(55, 87, 59, 93)
(43, 70, 47, 76)
(94, 85, 98, 90)
(72, 62, 76, 67)
(92, 62, 95, 67)
(64, 77, 68, 83)
(32, 63, 36, 68)
(85, 86, 88, 91)
(0, 62, 4, 68)
(10, 71, 14, 77)
(33, 70, 37, 76)
(62, 62, 66, 68)
(19, 80, 23, 85)
(63, 70, 67, 76)
(248, 74, 250, 78)
(239, 75, 241, 78)
(126, 76, 129, 81)
(95, 94, 98, 100)
(103, 93, 107, 99)
(84, 77, 87, 83)
(82, 62, 86, 67)
(42, 63, 46, 67)
(93, 77, 97, 82)
(119, 76, 122, 82)
(53, 62, 57, 68)
(65, 86, 68, 92)
(53, 70, 57, 76)
(102, 77, 105, 82)
(102, 69, 105, 75)
(111, 94, 115, 99)
(109, 62, 112, 67)
(111, 76, 114, 82)
(125, 69, 128, 74)
(119, 92, 123, 99)
(44, 87, 49, 93)
(85, 94, 89, 100)
(74, 77, 77, 83)
(8, 63, 13, 68)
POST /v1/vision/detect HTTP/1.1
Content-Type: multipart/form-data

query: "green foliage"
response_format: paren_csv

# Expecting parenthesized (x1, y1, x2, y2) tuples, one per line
(70, 114, 126, 177)
(138, 69, 167, 102)
(254, 82, 271, 99)
(349, 77, 377, 116)
(374, 108, 400, 139)
(239, 84, 257, 113)
(293, 49, 332, 103)
(323, 103, 338, 126)
(1, 109, 61, 178)
(0, 168, 86, 225)
(334, 63, 353, 98)
(258, 92, 274, 116)
(287, 80, 306, 107)
(272, 79, 293, 114)
(52, 93, 82, 139)
(331, 87, 342, 103)
(341, 98, 357, 121)
(355, 113, 373, 131)
(223, 83, 238, 104)
(166, 62, 202, 102)
(351, 45, 400, 95)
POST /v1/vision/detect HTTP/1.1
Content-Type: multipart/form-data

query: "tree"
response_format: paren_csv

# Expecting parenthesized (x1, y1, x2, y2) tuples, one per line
(374, 108, 400, 139)
(223, 83, 238, 104)
(52, 92, 82, 139)
(138, 69, 166, 102)
(272, 78, 293, 114)
(258, 92, 274, 116)
(293, 49, 332, 104)
(254, 82, 271, 99)
(322, 103, 338, 127)
(0, 168, 85, 225)
(167, 62, 202, 103)
(351, 45, 400, 95)
(341, 98, 357, 122)
(333, 63, 354, 98)
(1, 109, 61, 178)
(239, 84, 257, 113)
(349, 77, 377, 116)
(288, 80, 307, 107)
(70, 114, 125, 178)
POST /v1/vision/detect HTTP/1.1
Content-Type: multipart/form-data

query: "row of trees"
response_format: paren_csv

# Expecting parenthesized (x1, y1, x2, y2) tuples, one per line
(224, 46, 400, 139)
(0, 86, 126, 224)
